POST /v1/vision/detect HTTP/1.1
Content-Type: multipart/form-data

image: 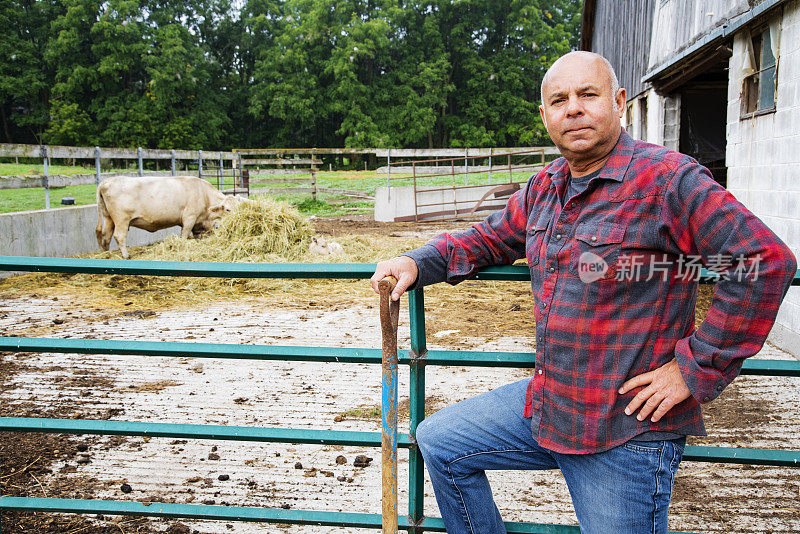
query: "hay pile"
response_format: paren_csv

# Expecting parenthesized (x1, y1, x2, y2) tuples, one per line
(136, 197, 315, 263)
(128, 197, 419, 264)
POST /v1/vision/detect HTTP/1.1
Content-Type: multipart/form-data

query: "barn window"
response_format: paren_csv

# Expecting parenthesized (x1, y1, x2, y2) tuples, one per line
(741, 22, 780, 117)
(638, 96, 649, 141)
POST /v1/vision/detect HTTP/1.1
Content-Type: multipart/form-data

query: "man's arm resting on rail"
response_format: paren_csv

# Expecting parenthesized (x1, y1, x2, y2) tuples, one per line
(371, 183, 533, 300)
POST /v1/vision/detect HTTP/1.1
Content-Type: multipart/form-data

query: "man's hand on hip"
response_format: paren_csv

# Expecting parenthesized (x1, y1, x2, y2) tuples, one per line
(371, 256, 418, 301)
(619, 359, 692, 423)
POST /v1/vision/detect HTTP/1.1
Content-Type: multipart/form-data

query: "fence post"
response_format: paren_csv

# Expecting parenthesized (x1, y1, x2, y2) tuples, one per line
(222, 151, 227, 189)
(489, 148, 493, 183)
(171, 150, 176, 176)
(95, 146, 101, 186)
(137, 147, 143, 177)
(450, 158, 458, 218)
(218, 151, 223, 190)
(464, 148, 468, 185)
(41, 145, 50, 210)
(198, 150, 203, 180)
(311, 168, 317, 201)
(407, 288, 427, 533)
(386, 148, 391, 186)
(237, 154, 243, 188)
(412, 162, 418, 223)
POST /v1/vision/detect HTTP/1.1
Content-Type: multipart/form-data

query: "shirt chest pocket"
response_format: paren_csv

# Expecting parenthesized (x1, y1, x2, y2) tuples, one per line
(526, 224, 547, 266)
(573, 222, 625, 281)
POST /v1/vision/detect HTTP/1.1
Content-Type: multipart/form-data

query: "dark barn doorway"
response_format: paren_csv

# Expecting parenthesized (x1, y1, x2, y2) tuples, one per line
(679, 82, 728, 187)
(657, 46, 731, 188)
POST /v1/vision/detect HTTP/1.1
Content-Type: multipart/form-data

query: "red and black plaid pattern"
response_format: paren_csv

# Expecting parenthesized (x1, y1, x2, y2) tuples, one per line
(425, 130, 796, 453)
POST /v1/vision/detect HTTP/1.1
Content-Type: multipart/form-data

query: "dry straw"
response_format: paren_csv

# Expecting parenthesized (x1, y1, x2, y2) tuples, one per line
(136, 197, 316, 263)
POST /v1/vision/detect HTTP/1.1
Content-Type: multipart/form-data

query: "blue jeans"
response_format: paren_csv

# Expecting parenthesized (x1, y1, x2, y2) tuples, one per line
(415, 379, 685, 534)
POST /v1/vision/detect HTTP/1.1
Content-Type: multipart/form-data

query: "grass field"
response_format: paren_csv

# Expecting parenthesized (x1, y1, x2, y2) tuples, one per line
(0, 162, 90, 176)
(0, 184, 98, 213)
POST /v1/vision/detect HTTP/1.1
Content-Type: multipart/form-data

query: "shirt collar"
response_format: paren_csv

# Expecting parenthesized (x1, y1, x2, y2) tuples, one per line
(546, 129, 634, 184)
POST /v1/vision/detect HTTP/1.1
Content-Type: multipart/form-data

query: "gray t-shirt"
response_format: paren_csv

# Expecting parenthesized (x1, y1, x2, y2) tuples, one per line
(562, 168, 601, 207)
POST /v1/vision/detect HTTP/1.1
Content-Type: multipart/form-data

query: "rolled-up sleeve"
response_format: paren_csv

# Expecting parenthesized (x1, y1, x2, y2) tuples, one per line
(661, 163, 797, 403)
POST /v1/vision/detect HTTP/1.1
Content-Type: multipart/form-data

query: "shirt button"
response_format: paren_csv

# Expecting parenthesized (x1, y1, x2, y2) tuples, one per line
(541, 302, 547, 309)
(555, 234, 562, 240)
(538, 369, 543, 375)
(548, 267, 555, 273)
(703, 396, 710, 402)
(591, 236, 598, 242)
(716, 385, 723, 392)
(532, 258, 539, 265)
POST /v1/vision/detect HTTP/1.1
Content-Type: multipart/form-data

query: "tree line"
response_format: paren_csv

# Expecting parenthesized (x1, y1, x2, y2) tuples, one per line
(1, 0, 581, 150)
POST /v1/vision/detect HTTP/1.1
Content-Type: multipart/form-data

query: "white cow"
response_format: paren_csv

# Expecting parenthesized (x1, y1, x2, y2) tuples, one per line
(96, 175, 238, 259)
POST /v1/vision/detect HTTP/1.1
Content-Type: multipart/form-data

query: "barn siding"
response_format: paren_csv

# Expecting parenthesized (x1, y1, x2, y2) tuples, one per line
(648, 0, 751, 71)
(587, 0, 656, 98)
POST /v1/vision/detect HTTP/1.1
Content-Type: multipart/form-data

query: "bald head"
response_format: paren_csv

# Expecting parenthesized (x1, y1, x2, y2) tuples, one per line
(537, 51, 626, 175)
(541, 51, 620, 104)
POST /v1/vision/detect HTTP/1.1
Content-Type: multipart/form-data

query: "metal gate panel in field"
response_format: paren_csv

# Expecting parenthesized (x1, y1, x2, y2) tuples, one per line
(386, 149, 551, 222)
(234, 149, 322, 199)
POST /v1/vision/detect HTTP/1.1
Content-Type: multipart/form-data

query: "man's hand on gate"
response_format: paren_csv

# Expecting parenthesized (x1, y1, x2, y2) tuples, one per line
(371, 256, 418, 301)
(619, 359, 692, 423)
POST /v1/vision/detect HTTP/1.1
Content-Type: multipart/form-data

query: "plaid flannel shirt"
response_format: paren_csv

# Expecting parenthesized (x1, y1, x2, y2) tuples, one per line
(405, 130, 796, 454)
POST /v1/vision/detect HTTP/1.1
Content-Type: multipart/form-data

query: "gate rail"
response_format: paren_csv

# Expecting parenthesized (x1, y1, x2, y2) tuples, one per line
(0, 256, 799, 533)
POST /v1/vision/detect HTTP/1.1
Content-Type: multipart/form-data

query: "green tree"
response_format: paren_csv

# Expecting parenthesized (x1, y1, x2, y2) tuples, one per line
(145, 21, 230, 148)
(247, 0, 580, 148)
(0, 0, 64, 143)
(431, 0, 579, 147)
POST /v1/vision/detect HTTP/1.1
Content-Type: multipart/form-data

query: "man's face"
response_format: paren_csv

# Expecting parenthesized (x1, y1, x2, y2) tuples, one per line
(539, 56, 626, 162)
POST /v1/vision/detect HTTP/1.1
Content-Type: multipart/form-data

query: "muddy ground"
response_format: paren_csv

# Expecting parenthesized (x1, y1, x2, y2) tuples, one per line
(0, 216, 799, 533)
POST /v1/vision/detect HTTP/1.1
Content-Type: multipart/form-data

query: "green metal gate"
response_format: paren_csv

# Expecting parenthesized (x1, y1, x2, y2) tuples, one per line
(0, 256, 798, 533)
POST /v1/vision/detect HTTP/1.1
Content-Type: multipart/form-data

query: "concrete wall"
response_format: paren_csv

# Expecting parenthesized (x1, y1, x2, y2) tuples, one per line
(0, 204, 180, 274)
(726, 0, 800, 354)
(375, 184, 522, 222)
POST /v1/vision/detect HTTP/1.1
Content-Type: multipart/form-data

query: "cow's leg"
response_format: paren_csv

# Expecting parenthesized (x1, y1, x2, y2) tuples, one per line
(113, 221, 131, 260)
(180, 215, 198, 239)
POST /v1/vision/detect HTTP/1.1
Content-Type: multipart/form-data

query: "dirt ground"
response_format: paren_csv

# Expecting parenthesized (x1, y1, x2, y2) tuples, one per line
(1, 216, 799, 533)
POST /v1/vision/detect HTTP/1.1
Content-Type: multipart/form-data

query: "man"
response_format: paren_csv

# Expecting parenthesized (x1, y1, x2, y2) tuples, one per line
(371, 51, 797, 532)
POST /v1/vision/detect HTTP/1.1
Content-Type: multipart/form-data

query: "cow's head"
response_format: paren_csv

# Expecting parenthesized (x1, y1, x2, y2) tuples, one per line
(200, 195, 244, 232)
(213, 196, 242, 215)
